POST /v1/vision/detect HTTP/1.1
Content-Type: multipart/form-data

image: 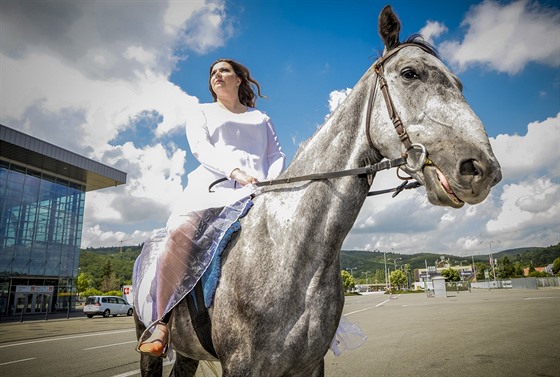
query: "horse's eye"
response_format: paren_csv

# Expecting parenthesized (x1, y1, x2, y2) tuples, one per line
(401, 68, 419, 80)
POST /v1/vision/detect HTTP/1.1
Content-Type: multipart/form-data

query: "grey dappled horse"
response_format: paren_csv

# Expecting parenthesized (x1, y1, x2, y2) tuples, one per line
(135, 5, 502, 376)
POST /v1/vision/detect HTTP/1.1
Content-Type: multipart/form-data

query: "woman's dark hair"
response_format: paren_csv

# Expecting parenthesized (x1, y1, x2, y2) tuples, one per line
(208, 59, 265, 108)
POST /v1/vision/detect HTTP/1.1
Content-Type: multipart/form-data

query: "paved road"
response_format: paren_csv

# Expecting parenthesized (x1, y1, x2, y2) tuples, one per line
(0, 288, 558, 376)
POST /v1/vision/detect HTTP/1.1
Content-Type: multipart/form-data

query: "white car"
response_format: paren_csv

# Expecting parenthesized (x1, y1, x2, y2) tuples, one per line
(83, 295, 134, 318)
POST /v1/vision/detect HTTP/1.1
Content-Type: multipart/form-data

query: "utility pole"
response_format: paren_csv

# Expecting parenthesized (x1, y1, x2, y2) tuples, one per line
(384, 252, 388, 291)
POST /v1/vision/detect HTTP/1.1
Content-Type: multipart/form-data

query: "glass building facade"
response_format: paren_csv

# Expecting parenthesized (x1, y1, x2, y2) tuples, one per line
(0, 124, 126, 317)
(0, 160, 85, 276)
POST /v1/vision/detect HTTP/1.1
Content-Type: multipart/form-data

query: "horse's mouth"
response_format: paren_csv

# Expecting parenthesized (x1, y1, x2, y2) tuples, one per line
(423, 165, 464, 208)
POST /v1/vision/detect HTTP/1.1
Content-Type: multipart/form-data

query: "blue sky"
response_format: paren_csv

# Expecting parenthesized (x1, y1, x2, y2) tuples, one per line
(1, 0, 559, 256)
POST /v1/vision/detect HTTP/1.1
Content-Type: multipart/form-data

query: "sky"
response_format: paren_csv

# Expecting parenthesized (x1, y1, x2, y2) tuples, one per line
(1, 0, 559, 257)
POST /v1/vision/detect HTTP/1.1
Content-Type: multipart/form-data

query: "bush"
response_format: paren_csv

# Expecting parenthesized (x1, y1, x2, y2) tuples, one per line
(104, 290, 123, 297)
(81, 287, 102, 298)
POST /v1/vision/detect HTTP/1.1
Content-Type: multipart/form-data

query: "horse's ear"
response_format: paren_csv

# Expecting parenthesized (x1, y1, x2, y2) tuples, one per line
(378, 5, 401, 51)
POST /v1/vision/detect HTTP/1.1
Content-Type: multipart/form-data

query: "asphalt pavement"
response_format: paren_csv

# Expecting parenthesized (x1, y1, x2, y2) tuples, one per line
(1, 287, 558, 377)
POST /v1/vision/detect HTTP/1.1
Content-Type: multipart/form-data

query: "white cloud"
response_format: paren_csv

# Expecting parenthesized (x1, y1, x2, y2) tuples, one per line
(0, 0, 232, 248)
(177, 1, 235, 54)
(327, 88, 353, 114)
(486, 178, 560, 246)
(439, 0, 560, 74)
(419, 21, 448, 45)
(491, 113, 560, 181)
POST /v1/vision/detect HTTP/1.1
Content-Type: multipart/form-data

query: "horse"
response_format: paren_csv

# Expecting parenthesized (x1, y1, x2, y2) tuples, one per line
(135, 5, 502, 376)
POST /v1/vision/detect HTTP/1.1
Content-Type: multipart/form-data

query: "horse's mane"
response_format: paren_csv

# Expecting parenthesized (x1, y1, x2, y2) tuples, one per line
(402, 34, 439, 58)
(373, 34, 439, 60)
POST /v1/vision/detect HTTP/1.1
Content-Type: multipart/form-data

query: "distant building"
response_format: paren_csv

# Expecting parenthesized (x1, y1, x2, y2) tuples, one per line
(523, 265, 553, 276)
(0, 124, 126, 316)
(413, 256, 474, 290)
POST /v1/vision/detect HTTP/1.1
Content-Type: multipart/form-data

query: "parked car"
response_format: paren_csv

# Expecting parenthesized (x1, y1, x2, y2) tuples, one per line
(83, 295, 134, 318)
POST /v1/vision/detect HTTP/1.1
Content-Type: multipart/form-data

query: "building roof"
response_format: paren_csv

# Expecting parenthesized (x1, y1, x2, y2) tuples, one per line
(0, 124, 126, 191)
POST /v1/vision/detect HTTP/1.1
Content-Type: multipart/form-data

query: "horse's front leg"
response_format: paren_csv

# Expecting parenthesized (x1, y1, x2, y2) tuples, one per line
(135, 313, 164, 376)
(139, 354, 163, 377)
(310, 359, 324, 377)
(169, 352, 199, 376)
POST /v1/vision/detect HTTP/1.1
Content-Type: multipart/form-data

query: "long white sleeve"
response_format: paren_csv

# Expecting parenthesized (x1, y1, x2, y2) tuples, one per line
(186, 108, 240, 178)
(265, 117, 285, 179)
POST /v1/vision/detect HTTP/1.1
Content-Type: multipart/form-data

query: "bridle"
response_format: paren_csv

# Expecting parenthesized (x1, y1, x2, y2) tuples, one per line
(209, 43, 433, 196)
(366, 42, 435, 173)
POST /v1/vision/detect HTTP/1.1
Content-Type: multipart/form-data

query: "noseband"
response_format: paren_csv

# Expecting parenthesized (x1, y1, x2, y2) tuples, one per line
(366, 43, 434, 173)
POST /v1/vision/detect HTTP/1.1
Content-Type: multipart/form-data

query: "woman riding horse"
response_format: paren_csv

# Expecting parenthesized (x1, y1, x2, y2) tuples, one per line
(137, 59, 285, 357)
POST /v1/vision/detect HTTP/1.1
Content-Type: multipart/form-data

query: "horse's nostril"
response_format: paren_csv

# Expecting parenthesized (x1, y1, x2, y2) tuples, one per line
(460, 159, 481, 176)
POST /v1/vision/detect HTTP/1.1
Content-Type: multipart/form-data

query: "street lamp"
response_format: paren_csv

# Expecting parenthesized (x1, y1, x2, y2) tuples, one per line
(489, 240, 501, 282)
(346, 267, 357, 276)
(388, 257, 402, 271)
(384, 252, 389, 291)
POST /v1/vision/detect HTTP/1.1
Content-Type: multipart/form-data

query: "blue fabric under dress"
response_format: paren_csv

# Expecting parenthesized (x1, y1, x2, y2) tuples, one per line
(132, 197, 253, 328)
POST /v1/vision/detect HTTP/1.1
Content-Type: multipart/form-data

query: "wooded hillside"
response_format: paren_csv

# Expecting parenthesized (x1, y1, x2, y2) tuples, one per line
(78, 243, 559, 291)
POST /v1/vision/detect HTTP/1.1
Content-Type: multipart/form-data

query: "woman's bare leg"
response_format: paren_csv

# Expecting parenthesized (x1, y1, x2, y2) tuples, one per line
(139, 213, 202, 356)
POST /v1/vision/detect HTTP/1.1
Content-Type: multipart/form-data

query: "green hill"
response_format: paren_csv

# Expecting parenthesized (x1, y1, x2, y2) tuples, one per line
(340, 244, 560, 282)
(78, 243, 559, 290)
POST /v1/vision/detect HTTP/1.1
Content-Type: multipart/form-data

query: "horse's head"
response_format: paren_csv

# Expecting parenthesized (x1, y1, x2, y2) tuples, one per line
(370, 5, 502, 208)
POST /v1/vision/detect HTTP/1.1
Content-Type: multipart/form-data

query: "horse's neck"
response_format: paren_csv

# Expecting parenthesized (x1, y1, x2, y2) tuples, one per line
(267, 76, 380, 257)
(287, 79, 378, 176)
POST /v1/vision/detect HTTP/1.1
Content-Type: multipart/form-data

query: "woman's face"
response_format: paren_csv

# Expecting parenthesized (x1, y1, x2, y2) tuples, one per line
(210, 61, 241, 100)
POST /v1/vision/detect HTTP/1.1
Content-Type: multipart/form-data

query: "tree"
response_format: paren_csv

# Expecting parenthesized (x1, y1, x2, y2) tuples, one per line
(341, 270, 355, 292)
(100, 272, 120, 292)
(76, 272, 92, 293)
(100, 259, 120, 292)
(374, 269, 385, 284)
(475, 262, 489, 281)
(552, 257, 560, 275)
(389, 269, 407, 290)
(496, 256, 515, 279)
(513, 261, 525, 277)
(441, 268, 460, 282)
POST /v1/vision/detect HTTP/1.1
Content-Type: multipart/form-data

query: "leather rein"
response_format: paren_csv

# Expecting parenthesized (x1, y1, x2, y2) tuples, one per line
(209, 43, 432, 197)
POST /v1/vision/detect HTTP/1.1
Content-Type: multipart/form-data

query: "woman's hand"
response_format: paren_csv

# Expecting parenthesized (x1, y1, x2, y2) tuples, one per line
(230, 168, 258, 186)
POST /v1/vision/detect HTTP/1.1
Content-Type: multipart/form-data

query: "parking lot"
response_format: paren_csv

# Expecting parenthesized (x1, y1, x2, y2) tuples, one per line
(1, 287, 558, 376)
(325, 287, 559, 377)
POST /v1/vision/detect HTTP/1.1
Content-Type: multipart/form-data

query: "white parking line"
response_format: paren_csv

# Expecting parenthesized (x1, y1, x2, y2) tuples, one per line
(83, 340, 137, 351)
(0, 329, 135, 349)
(0, 357, 35, 366)
(344, 297, 394, 316)
(524, 296, 557, 300)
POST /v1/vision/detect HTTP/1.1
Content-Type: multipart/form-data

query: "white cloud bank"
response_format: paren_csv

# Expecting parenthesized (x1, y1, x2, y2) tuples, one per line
(1, 0, 558, 255)
(0, 0, 233, 247)
(435, 0, 560, 74)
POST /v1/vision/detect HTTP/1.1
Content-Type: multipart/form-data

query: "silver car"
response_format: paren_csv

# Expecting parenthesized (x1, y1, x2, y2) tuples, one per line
(83, 295, 134, 318)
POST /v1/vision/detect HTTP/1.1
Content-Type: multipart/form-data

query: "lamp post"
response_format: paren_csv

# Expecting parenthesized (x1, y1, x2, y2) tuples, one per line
(384, 252, 389, 291)
(489, 240, 500, 282)
(388, 257, 402, 271)
(346, 267, 357, 277)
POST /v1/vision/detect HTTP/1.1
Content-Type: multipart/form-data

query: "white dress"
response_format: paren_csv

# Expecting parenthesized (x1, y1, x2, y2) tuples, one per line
(167, 102, 285, 230)
(134, 102, 285, 326)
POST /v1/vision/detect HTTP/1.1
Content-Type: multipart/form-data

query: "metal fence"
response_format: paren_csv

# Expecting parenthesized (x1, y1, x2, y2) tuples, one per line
(536, 277, 560, 287)
(471, 277, 560, 290)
